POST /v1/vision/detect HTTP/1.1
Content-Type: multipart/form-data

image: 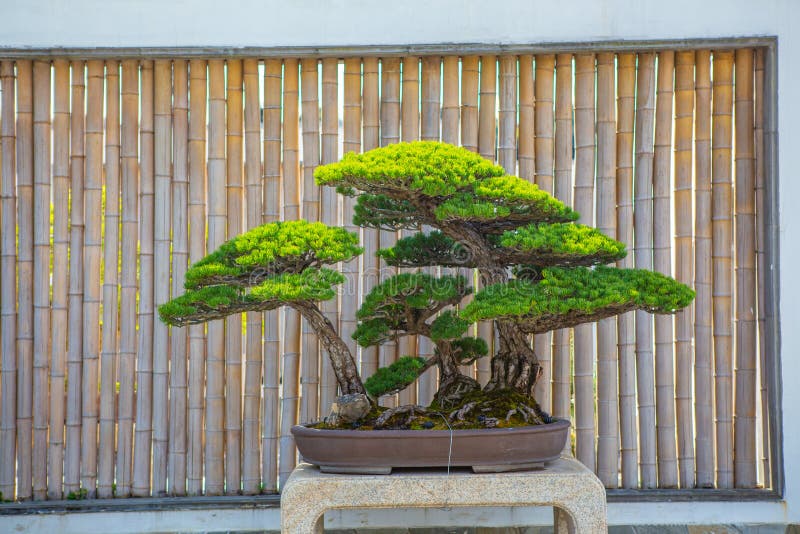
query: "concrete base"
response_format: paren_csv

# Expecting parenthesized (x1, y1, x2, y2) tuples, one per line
(281, 457, 607, 533)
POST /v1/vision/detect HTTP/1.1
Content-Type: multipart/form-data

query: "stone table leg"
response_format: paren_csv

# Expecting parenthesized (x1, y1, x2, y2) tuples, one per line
(554, 507, 576, 534)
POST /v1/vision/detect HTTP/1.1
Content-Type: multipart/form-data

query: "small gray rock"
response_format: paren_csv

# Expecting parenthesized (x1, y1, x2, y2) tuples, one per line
(329, 393, 371, 424)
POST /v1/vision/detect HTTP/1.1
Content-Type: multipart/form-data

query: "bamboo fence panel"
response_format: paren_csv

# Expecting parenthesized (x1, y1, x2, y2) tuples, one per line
(378, 57, 400, 408)
(205, 59, 226, 496)
(0, 61, 16, 500)
(321, 57, 341, 414)
(755, 48, 771, 488)
(694, 49, 715, 489)
(168, 59, 189, 496)
(15, 59, 33, 501)
(279, 58, 301, 489)
(98, 60, 120, 498)
(225, 59, 244, 494)
(133, 59, 155, 497)
(712, 50, 734, 490)
(117, 59, 139, 498)
(399, 55, 420, 407)
(596, 52, 618, 488)
(634, 52, 658, 489)
(83, 61, 104, 498)
(300, 58, 320, 424)
(674, 50, 696, 489)
(477, 55, 497, 384)
(573, 53, 596, 473)
(534, 54, 555, 413)
(341, 57, 362, 409)
(187, 58, 207, 496)
(616, 52, 638, 488)
(242, 57, 262, 495)
(552, 53, 572, 422)
(32, 59, 51, 501)
(734, 48, 757, 489)
(262, 58, 282, 493)
(360, 57, 380, 381)
(0, 50, 773, 498)
(48, 59, 69, 500)
(653, 51, 678, 489)
(152, 59, 172, 496)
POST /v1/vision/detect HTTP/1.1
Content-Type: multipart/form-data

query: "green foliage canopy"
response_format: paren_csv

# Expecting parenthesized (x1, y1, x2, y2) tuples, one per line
(363, 356, 428, 397)
(184, 220, 362, 290)
(461, 265, 695, 334)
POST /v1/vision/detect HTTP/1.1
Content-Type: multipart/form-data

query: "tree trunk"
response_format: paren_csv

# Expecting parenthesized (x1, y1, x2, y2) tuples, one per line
(292, 302, 366, 395)
(432, 341, 480, 408)
(479, 268, 542, 396)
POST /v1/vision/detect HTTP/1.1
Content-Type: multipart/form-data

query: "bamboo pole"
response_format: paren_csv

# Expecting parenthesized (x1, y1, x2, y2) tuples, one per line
(379, 57, 401, 408)
(320, 58, 341, 414)
(0, 61, 16, 500)
(262, 58, 282, 493)
(596, 52, 618, 488)
(205, 59, 226, 496)
(518, 55, 534, 182)
(674, 50, 696, 489)
(498, 55, 517, 175)
(552, 53, 572, 422)
(169, 59, 189, 496)
(653, 51, 678, 488)
(634, 52, 658, 488)
(461, 56, 479, 154)
(242, 58, 262, 495)
(341, 57, 362, 408)
(98, 60, 120, 498)
(402, 56, 420, 142)
(279, 58, 301, 489)
(299, 58, 321, 424)
(459, 56, 481, 383)
(438, 55, 468, 386)
(418, 54, 443, 404)
(225, 59, 243, 494)
(712, 50, 734, 489)
(403, 55, 421, 405)
(440, 55, 464, 388)
(48, 59, 70, 500)
(117, 59, 140, 498)
(441, 56, 459, 145)
(187, 59, 207, 496)
(534, 54, 555, 414)
(477, 55, 497, 387)
(82, 60, 104, 498)
(734, 48, 757, 489)
(152, 59, 172, 496)
(615, 52, 638, 488)
(15, 60, 33, 501)
(573, 53, 596, 473)
(133, 59, 155, 497)
(754, 48, 770, 488)
(360, 57, 380, 382)
(694, 49, 715, 489)
(32, 59, 51, 501)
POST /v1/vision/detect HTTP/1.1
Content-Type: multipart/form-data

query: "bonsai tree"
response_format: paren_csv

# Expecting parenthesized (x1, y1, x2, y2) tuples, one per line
(160, 141, 694, 428)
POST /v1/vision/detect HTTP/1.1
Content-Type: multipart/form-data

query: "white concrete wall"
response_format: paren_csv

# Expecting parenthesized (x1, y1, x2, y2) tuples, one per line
(1, 0, 797, 529)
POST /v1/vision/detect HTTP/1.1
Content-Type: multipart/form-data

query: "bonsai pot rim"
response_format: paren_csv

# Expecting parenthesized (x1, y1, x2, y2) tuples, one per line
(291, 418, 571, 474)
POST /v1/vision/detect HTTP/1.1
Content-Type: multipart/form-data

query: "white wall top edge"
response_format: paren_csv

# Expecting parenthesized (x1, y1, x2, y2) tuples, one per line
(0, 0, 786, 49)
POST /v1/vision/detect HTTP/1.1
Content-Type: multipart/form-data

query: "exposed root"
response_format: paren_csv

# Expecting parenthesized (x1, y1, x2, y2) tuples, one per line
(482, 417, 499, 428)
(374, 404, 427, 429)
(505, 408, 518, 422)
(449, 401, 477, 422)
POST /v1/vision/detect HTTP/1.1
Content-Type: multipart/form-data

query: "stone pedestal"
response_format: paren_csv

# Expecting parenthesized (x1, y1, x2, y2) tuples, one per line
(281, 456, 607, 533)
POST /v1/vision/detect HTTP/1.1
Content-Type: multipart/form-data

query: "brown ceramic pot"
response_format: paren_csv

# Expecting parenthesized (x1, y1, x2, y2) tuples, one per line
(291, 419, 570, 474)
